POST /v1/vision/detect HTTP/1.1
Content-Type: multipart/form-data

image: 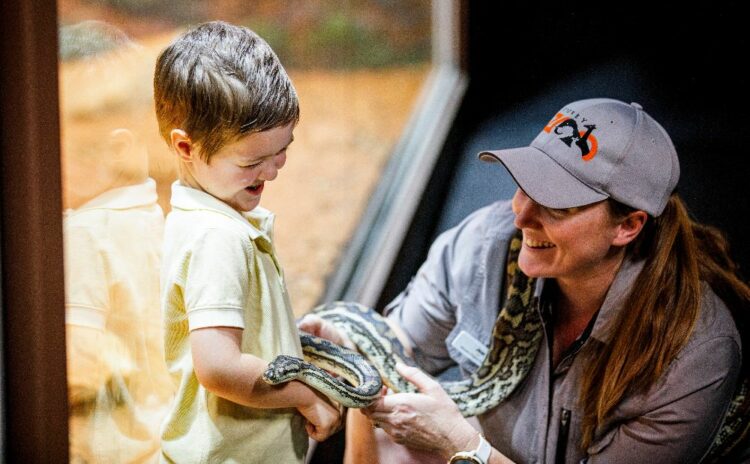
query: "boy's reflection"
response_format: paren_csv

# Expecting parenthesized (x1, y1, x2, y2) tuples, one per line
(60, 20, 173, 463)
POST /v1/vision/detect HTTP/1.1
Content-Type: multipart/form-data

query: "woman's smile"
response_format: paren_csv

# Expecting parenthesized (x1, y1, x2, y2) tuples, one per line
(523, 237, 556, 249)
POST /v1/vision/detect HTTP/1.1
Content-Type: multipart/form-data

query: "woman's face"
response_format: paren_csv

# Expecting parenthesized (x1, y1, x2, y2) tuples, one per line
(511, 188, 624, 282)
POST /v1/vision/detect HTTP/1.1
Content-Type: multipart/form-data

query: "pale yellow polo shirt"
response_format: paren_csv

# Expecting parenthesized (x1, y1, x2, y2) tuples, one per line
(160, 181, 307, 464)
(64, 178, 173, 463)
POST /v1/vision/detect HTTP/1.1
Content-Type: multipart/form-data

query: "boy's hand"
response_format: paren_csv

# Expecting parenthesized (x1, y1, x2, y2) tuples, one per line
(297, 393, 343, 442)
(298, 314, 356, 351)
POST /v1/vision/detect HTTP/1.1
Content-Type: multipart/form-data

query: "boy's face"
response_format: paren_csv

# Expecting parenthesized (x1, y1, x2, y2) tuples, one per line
(186, 123, 294, 213)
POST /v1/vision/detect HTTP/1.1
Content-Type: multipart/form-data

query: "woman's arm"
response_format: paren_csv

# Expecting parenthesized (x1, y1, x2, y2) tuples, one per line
(190, 326, 342, 441)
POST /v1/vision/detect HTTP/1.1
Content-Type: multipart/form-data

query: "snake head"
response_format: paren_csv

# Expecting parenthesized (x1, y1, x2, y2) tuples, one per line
(262, 355, 304, 385)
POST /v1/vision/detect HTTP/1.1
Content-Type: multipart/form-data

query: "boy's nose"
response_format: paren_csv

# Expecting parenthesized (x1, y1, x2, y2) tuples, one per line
(260, 160, 279, 181)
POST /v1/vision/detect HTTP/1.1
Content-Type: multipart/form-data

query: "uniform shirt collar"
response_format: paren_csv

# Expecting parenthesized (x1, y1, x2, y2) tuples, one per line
(534, 256, 645, 345)
(65, 178, 158, 215)
(590, 256, 645, 343)
(169, 181, 275, 246)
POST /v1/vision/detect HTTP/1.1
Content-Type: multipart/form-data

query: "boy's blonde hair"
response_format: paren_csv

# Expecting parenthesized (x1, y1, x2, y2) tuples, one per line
(153, 21, 299, 161)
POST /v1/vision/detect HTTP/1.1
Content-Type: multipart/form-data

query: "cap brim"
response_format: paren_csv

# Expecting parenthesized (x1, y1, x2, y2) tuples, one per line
(479, 147, 608, 209)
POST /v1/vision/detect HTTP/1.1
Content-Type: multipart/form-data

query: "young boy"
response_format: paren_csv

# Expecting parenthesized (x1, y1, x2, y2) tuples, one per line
(154, 21, 340, 463)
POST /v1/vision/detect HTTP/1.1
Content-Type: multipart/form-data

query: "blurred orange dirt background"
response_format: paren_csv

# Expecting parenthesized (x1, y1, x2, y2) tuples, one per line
(60, 30, 429, 315)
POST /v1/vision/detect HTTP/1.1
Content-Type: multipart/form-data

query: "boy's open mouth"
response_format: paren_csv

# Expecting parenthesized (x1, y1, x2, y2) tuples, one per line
(246, 183, 264, 194)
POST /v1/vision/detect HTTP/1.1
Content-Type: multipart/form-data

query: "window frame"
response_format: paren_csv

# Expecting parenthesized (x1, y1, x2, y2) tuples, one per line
(0, 0, 70, 461)
(323, 0, 468, 307)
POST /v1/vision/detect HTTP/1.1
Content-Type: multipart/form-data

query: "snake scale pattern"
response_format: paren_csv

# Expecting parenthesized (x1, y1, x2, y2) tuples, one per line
(264, 231, 543, 417)
(262, 332, 383, 409)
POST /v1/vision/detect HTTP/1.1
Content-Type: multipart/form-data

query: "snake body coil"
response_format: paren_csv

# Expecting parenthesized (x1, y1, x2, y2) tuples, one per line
(264, 233, 543, 416)
(262, 332, 383, 408)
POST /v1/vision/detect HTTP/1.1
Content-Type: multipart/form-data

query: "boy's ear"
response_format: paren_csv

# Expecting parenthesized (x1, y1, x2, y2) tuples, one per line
(170, 129, 194, 162)
(612, 210, 648, 247)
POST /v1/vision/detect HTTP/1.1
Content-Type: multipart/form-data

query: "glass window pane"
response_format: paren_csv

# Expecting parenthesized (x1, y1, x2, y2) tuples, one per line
(58, 1, 430, 461)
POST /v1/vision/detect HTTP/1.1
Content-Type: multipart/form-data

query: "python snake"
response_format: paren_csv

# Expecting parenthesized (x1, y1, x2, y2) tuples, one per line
(262, 332, 383, 409)
(263, 232, 543, 416)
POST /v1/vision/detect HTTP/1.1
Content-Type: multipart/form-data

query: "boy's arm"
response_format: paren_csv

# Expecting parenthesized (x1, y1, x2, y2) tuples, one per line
(190, 326, 313, 407)
(190, 326, 341, 440)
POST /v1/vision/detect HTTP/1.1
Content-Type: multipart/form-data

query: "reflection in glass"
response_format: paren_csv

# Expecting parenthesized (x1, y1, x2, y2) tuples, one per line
(60, 21, 173, 463)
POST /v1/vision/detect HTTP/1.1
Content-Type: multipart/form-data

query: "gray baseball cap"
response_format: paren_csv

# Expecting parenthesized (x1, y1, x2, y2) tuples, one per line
(479, 98, 680, 217)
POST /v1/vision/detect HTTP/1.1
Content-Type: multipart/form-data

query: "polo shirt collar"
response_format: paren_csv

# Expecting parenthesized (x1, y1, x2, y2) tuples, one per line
(170, 181, 274, 246)
(67, 178, 158, 213)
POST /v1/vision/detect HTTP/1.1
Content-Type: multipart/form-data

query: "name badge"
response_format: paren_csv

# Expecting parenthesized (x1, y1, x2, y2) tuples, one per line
(451, 330, 488, 366)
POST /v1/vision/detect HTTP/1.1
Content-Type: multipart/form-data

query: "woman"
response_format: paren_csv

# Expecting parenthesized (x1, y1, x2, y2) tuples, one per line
(302, 98, 749, 463)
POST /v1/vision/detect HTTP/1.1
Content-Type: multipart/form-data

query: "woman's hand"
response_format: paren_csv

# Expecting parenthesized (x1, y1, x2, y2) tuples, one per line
(361, 363, 478, 459)
(298, 313, 357, 351)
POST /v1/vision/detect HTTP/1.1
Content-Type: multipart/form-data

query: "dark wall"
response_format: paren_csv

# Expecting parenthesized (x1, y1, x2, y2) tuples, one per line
(466, 4, 745, 121)
(379, 2, 750, 308)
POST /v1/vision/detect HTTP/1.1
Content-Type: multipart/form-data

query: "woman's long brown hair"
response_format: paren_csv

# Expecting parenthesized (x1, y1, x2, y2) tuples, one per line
(578, 193, 750, 450)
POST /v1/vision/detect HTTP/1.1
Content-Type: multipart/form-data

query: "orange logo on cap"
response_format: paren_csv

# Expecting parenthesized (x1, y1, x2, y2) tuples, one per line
(543, 113, 570, 133)
(543, 113, 599, 161)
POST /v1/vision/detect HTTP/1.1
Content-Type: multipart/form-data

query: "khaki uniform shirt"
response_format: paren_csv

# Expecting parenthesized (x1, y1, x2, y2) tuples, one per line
(386, 200, 742, 463)
(160, 182, 307, 464)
